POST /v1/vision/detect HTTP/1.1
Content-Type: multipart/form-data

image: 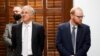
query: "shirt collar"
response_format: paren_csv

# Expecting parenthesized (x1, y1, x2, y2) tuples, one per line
(69, 21, 77, 29)
(23, 21, 32, 27)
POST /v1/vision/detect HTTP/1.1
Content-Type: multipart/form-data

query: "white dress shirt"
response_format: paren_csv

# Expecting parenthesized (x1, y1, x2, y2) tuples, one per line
(70, 21, 78, 54)
(22, 21, 33, 56)
(70, 22, 78, 39)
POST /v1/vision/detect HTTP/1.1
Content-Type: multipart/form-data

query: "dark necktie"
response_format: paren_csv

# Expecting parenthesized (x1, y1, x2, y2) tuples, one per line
(72, 26, 76, 54)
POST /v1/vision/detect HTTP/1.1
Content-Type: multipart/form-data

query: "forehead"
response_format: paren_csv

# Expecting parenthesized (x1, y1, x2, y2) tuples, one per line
(75, 9, 83, 15)
(13, 7, 22, 11)
(22, 9, 30, 13)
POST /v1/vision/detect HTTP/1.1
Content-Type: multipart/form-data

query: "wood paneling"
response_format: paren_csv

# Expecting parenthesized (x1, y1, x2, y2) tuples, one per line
(46, 0, 72, 56)
(0, 0, 6, 56)
(0, 0, 72, 56)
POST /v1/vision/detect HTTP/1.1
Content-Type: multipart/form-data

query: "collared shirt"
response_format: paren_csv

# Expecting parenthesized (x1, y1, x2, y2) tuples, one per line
(70, 21, 78, 39)
(22, 21, 32, 56)
(70, 21, 78, 54)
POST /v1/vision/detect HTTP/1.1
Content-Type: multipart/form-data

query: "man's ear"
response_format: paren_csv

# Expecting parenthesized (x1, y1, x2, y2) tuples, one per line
(70, 14, 74, 19)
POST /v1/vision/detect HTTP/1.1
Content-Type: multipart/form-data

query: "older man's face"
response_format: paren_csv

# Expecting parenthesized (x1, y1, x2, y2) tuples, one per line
(21, 9, 32, 22)
(73, 10, 84, 25)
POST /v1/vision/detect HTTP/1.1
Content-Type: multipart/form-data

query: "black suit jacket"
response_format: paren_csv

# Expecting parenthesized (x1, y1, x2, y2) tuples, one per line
(11, 22, 45, 56)
(56, 22, 91, 56)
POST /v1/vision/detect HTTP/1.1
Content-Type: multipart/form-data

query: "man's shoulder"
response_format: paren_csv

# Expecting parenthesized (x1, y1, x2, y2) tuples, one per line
(6, 23, 13, 26)
(80, 24, 90, 31)
(33, 22, 43, 27)
(58, 22, 69, 28)
(12, 23, 21, 28)
(5, 23, 14, 28)
(32, 22, 44, 31)
(81, 23, 90, 28)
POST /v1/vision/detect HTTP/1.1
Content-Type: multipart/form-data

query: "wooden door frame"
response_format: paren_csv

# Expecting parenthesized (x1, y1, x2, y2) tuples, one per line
(43, 0, 73, 56)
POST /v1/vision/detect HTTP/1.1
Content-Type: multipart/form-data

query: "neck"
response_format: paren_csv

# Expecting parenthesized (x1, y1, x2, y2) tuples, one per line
(23, 20, 32, 24)
(70, 19, 77, 26)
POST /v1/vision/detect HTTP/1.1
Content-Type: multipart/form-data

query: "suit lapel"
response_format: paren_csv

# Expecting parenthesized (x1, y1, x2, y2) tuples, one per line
(76, 25, 83, 44)
(65, 22, 73, 50)
(32, 22, 35, 41)
(31, 22, 37, 50)
(17, 23, 22, 47)
(19, 23, 22, 39)
(65, 23, 84, 52)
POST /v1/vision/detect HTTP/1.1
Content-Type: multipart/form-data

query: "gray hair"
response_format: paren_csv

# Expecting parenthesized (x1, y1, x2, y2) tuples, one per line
(22, 5, 35, 15)
(70, 7, 83, 15)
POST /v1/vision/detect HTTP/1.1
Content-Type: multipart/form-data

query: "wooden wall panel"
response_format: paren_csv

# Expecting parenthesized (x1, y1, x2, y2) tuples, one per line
(46, 0, 62, 56)
(0, 0, 6, 56)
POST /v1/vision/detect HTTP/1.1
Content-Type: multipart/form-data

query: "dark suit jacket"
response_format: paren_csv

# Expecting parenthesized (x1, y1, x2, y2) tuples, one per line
(56, 22, 91, 56)
(11, 22, 45, 56)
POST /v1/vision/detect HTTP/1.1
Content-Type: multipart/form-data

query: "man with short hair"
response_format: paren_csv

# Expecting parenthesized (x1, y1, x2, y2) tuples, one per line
(11, 5, 45, 56)
(56, 7, 91, 56)
(3, 6, 22, 56)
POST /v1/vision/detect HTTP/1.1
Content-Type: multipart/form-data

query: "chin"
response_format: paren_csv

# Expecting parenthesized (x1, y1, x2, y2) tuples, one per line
(78, 22, 82, 25)
(23, 20, 27, 22)
(76, 22, 81, 25)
